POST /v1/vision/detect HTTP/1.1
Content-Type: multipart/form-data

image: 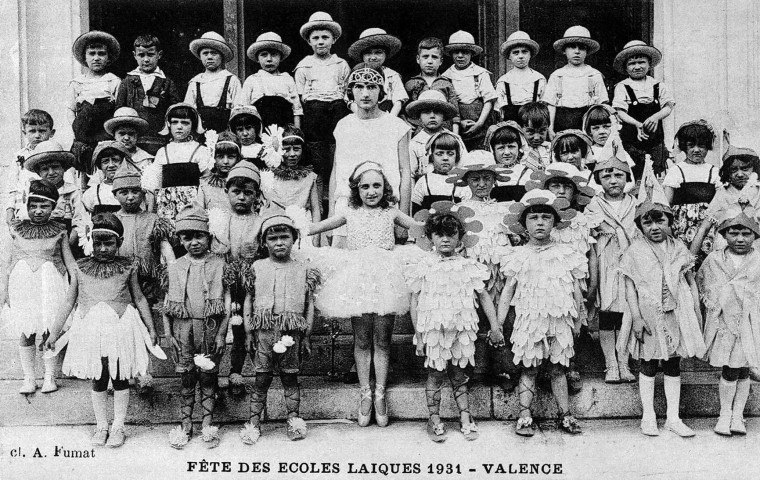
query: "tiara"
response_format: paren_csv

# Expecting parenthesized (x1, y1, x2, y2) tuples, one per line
(348, 67, 384, 87)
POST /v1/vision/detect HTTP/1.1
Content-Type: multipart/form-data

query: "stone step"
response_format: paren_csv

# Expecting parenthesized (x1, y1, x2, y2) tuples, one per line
(1, 372, 756, 427)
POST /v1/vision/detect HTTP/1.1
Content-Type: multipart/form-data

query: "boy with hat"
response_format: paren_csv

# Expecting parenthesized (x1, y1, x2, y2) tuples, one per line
(184, 31, 242, 133)
(442, 31, 497, 151)
(495, 31, 546, 123)
(68, 30, 122, 177)
(295, 12, 351, 203)
(348, 28, 408, 116)
(239, 32, 303, 129)
(543, 26, 608, 134)
(613, 40, 674, 175)
(116, 34, 181, 155)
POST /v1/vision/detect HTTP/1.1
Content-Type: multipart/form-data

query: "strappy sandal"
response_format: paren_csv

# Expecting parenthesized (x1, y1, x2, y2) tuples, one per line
(357, 386, 372, 427)
(460, 413, 479, 441)
(426, 417, 447, 443)
(199, 385, 217, 447)
(515, 416, 535, 437)
(169, 425, 191, 449)
(201, 425, 221, 449)
(558, 413, 582, 435)
(240, 422, 261, 445)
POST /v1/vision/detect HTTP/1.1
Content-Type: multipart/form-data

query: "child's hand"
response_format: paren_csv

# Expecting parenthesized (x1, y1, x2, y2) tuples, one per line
(460, 119, 476, 135)
(44, 337, 56, 352)
(632, 318, 651, 342)
(214, 334, 226, 356)
(636, 125, 650, 142)
(487, 328, 505, 348)
(394, 225, 408, 243)
(463, 121, 483, 136)
(245, 334, 256, 354)
(301, 336, 312, 360)
(642, 116, 658, 133)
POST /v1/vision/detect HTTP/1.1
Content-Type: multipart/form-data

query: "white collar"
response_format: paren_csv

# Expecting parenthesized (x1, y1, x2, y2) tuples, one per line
(128, 66, 166, 78)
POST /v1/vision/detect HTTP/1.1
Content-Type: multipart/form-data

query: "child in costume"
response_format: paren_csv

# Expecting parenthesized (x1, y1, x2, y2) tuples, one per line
(229, 106, 269, 170)
(517, 102, 552, 167)
(698, 208, 760, 436)
(499, 190, 587, 436)
(407, 202, 501, 442)
(239, 214, 320, 444)
(543, 26, 607, 133)
(442, 31, 497, 151)
(184, 32, 241, 133)
(164, 205, 229, 449)
(104, 107, 155, 174)
(551, 129, 594, 174)
(308, 161, 424, 428)
(585, 156, 639, 383)
(485, 121, 535, 202)
(196, 131, 241, 212)
(619, 200, 705, 437)
(411, 132, 470, 215)
(348, 28, 408, 116)
(45, 212, 161, 448)
(582, 104, 636, 175)
(240, 32, 303, 128)
(1, 180, 77, 394)
(496, 31, 545, 123)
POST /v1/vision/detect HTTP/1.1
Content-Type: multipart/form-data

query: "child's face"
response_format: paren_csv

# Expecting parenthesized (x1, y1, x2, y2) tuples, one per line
(27, 199, 54, 224)
(727, 159, 754, 189)
(431, 231, 460, 256)
(85, 45, 109, 72)
(23, 124, 54, 148)
(558, 148, 583, 168)
(640, 214, 669, 243)
(308, 30, 335, 57)
(417, 48, 442, 76)
(352, 82, 381, 110)
(508, 46, 532, 69)
(37, 161, 65, 187)
(452, 49, 473, 69)
(234, 122, 258, 146)
(525, 212, 555, 241)
(419, 109, 444, 131)
(226, 181, 258, 213)
(98, 152, 124, 181)
(113, 187, 145, 213)
(599, 169, 627, 198)
(200, 48, 224, 72)
(214, 153, 239, 174)
(282, 144, 303, 168)
(547, 179, 576, 203)
(257, 50, 282, 73)
(589, 122, 612, 146)
(114, 126, 138, 151)
(524, 123, 548, 149)
(431, 148, 457, 174)
(357, 170, 385, 207)
(169, 117, 193, 141)
(685, 141, 709, 164)
(725, 227, 755, 255)
(178, 231, 210, 258)
(133, 46, 161, 73)
(362, 48, 387, 69)
(493, 142, 520, 166)
(265, 228, 294, 260)
(465, 171, 496, 200)
(564, 44, 587, 66)
(92, 232, 122, 262)
(626, 56, 650, 80)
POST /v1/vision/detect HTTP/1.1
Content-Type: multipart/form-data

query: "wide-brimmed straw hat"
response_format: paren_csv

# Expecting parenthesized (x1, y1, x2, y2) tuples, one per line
(348, 28, 402, 61)
(300, 12, 342, 41)
(525, 163, 597, 206)
(405, 90, 458, 120)
(444, 31, 483, 56)
(104, 107, 149, 136)
(72, 30, 121, 66)
(503, 189, 575, 234)
(613, 40, 662, 74)
(158, 103, 205, 135)
(24, 140, 75, 173)
(189, 31, 234, 63)
(446, 150, 510, 187)
(247, 32, 291, 62)
(412, 201, 483, 250)
(500, 31, 539, 57)
(553, 26, 600, 55)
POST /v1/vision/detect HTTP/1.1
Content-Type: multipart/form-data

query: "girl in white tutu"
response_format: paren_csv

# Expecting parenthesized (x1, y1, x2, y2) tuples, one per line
(308, 161, 423, 427)
(45, 212, 160, 448)
(1, 180, 77, 395)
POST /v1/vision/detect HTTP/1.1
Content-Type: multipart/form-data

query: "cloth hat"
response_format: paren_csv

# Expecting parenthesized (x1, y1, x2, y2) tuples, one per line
(500, 31, 539, 57)
(405, 90, 458, 120)
(634, 200, 673, 221)
(159, 103, 204, 136)
(175, 204, 209, 233)
(550, 129, 593, 156)
(673, 119, 716, 153)
(24, 140, 75, 173)
(553, 25, 600, 55)
(104, 107, 150, 136)
(300, 11, 342, 41)
(226, 160, 261, 186)
(247, 32, 292, 62)
(28, 179, 60, 204)
(424, 131, 467, 157)
(503, 189, 575, 234)
(258, 213, 297, 239)
(348, 28, 403, 61)
(717, 207, 760, 237)
(412, 201, 484, 250)
(111, 161, 143, 192)
(594, 154, 632, 174)
(444, 31, 483, 56)
(525, 162, 597, 206)
(447, 150, 510, 187)
(92, 140, 130, 169)
(582, 104, 618, 132)
(229, 105, 263, 129)
(613, 40, 662, 74)
(72, 30, 121, 66)
(189, 31, 234, 63)
(484, 121, 529, 152)
(723, 144, 760, 164)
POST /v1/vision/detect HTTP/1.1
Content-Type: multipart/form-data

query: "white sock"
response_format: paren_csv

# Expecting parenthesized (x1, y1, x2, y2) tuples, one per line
(599, 330, 618, 371)
(638, 374, 656, 421)
(18, 345, 36, 381)
(43, 355, 57, 379)
(91, 390, 109, 430)
(663, 375, 682, 422)
(112, 389, 129, 430)
(718, 378, 737, 418)
(732, 377, 751, 419)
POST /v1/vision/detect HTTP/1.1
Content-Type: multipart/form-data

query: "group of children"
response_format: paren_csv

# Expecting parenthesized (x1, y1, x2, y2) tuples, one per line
(1, 11, 758, 450)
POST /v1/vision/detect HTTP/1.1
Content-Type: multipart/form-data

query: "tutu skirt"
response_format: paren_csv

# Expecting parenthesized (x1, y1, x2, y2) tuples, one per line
(7, 260, 67, 337)
(62, 303, 151, 380)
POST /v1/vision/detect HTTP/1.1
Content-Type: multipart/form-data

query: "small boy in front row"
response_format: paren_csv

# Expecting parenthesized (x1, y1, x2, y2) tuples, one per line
(239, 214, 320, 444)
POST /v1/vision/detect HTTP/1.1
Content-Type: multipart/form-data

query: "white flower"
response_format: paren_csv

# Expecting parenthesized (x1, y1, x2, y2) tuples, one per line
(261, 124, 284, 152)
(208, 207, 230, 242)
(193, 354, 216, 371)
(262, 148, 282, 169)
(229, 314, 243, 326)
(285, 205, 312, 237)
(280, 335, 295, 347)
(273, 342, 287, 354)
(230, 302, 241, 314)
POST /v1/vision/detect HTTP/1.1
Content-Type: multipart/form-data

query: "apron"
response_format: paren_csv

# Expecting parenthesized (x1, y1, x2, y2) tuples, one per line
(671, 166, 716, 206)
(254, 96, 295, 128)
(157, 145, 202, 221)
(196, 76, 231, 133)
(619, 84, 667, 177)
(499, 80, 540, 122)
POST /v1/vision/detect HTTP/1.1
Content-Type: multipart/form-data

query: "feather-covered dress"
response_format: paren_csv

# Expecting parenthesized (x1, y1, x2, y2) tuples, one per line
(551, 211, 597, 325)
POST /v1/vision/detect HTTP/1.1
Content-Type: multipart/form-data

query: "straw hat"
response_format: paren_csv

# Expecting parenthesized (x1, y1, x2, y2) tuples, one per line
(175, 204, 209, 233)
(613, 40, 662, 74)
(158, 103, 204, 136)
(500, 31, 539, 57)
(525, 163, 597, 206)
(92, 140, 130, 169)
(247, 32, 291, 62)
(24, 140, 75, 173)
(553, 26, 600, 55)
(348, 28, 402, 61)
(503, 189, 575, 234)
(405, 90, 458, 120)
(443, 31, 483, 56)
(104, 107, 149, 136)
(189, 31, 234, 63)
(72, 30, 121, 66)
(300, 12, 342, 41)
(446, 150, 510, 187)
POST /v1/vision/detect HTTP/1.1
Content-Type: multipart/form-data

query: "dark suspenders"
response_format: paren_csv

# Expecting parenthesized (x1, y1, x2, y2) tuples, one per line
(195, 75, 232, 109)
